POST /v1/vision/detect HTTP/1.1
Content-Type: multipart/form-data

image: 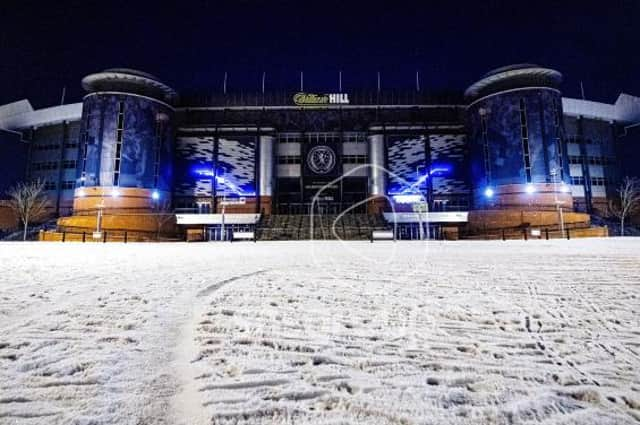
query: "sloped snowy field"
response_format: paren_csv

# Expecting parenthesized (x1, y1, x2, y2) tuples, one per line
(0, 239, 639, 425)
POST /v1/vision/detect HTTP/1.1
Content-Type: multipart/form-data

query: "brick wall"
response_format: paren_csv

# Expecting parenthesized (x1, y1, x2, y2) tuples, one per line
(467, 210, 590, 232)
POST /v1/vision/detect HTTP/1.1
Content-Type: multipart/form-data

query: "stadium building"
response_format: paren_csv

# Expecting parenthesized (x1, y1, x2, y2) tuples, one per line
(0, 64, 639, 240)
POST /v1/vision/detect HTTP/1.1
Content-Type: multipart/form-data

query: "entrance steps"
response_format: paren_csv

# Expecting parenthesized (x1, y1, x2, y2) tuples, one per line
(256, 214, 388, 241)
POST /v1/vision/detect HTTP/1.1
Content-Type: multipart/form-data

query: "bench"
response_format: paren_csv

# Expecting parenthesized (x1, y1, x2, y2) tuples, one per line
(231, 231, 256, 242)
(370, 230, 395, 242)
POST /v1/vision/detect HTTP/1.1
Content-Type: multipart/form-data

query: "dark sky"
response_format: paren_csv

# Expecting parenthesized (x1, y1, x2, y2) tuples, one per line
(2, 0, 639, 108)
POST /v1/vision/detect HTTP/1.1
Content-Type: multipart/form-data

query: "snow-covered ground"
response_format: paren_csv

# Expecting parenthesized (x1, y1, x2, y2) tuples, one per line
(0, 239, 639, 424)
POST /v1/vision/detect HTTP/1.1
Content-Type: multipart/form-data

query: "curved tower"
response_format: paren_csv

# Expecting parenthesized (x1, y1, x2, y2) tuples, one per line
(466, 64, 572, 210)
(74, 68, 176, 214)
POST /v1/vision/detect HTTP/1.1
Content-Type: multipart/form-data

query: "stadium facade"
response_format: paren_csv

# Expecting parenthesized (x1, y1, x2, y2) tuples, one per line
(0, 64, 639, 239)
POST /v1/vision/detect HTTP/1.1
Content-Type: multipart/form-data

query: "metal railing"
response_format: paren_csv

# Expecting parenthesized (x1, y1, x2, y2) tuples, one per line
(39, 229, 179, 243)
(459, 224, 597, 241)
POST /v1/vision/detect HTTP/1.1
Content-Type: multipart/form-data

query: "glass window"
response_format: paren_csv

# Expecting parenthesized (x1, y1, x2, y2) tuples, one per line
(571, 176, 585, 185)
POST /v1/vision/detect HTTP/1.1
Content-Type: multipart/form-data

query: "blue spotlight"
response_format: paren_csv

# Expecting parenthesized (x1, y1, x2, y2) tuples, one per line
(525, 184, 536, 195)
(151, 190, 160, 200)
(111, 189, 120, 198)
(194, 168, 214, 177)
(484, 187, 494, 198)
(560, 184, 571, 193)
(77, 188, 86, 198)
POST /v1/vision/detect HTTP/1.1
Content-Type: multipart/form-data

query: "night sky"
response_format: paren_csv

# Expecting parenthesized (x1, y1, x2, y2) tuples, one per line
(2, 0, 639, 108)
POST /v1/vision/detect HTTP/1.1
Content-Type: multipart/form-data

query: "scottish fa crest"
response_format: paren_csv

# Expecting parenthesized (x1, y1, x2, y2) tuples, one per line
(306, 145, 336, 175)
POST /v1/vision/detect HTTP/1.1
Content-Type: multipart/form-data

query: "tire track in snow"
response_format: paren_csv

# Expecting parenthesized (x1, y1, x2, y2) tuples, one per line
(197, 269, 269, 297)
(172, 269, 270, 425)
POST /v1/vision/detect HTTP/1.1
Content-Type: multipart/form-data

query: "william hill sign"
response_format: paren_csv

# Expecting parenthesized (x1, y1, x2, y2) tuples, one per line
(293, 92, 350, 106)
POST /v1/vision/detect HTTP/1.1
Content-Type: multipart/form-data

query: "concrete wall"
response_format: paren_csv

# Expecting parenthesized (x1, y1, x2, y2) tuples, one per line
(26, 121, 81, 215)
(0, 129, 28, 197)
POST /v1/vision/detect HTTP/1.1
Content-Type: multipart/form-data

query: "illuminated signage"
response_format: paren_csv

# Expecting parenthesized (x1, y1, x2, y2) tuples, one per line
(393, 194, 424, 204)
(293, 92, 350, 106)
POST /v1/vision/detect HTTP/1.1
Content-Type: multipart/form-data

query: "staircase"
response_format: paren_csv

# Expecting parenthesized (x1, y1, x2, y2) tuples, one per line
(256, 214, 389, 241)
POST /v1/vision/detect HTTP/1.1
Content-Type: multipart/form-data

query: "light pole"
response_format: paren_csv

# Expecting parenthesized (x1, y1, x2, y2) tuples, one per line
(416, 164, 425, 187)
(95, 200, 105, 239)
(151, 190, 160, 239)
(414, 165, 430, 240)
(416, 165, 425, 240)
(551, 168, 566, 238)
(218, 177, 227, 241)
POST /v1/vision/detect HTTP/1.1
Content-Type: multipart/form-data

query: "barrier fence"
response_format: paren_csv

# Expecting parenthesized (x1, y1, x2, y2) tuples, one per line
(459, 225, 608, 241)
(39, 230, 176, 243)
(370, 224, 608, 242)
(40, 224, 608, 243)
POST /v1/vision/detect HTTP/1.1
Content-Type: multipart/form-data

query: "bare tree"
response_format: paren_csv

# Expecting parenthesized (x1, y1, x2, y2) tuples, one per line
(608, 177, 640, 236)
(7, 180, 50, 241)
(152, 198, 175, 240)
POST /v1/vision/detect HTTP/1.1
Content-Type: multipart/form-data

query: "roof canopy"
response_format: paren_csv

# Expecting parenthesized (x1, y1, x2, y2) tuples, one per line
(82, 68, 177, 103)
(465, 64, 562, 101)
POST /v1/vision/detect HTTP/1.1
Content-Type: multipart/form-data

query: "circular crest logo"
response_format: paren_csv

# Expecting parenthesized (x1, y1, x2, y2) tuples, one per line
(307, 145, 336, 175)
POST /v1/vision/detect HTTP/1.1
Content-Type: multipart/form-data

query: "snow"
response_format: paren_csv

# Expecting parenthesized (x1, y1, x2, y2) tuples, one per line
(0, 238, 639, 424)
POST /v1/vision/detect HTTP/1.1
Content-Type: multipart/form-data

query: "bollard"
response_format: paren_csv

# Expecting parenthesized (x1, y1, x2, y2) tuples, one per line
(566, 228, 570, 240)
(523, 228, 528, 241)
(502, 229, 506, 241)
(62, 232, 66, 242)
(545, 228, 549, 240)
(82, 232, 86, 243)
(124, 231, 128, 244)
(103, 231, 107, 243)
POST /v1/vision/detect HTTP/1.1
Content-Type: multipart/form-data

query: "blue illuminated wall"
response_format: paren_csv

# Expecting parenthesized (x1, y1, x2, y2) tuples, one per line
(174, 136, 214, 197)
(173, 135, 256, 199)
(79, 96, 103, 187)
(77, 94, 174, 190)
(467, 88, 567, 190)
(386, 135, 426, 194)
(429, 134, 468, 195)
(217, 137, 256, 196)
